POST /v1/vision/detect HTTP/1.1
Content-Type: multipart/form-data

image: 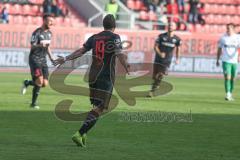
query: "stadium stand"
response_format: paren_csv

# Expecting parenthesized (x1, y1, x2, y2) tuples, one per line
(122, 0, 240, 33)
(0, 0, 86, 27)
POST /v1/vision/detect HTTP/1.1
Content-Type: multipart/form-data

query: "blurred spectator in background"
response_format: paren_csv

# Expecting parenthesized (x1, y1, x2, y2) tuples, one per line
(1, 7, 9, 24)
(105, 0, 119, 19)
(52, 0, 64, 17)
(155, 0, 166, 15)
(43, 0, 52, 15)
(188, 0, 199, 24)
(166, 0, 179, 26)
(143, 0, 159, 12)
(197, 3, 205, 25)
(177, 0, 185, 14)
(57, 0, 69, 17)
(149, 0, 158, 12)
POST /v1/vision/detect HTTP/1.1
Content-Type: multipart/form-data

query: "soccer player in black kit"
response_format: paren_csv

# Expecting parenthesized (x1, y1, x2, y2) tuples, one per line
(53, 14, 129, 147)
(147, 24, 181, 97)
(21, 14, 55, 109)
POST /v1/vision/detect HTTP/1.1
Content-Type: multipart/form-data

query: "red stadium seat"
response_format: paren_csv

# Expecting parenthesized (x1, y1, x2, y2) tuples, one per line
(40, 0, 45, 4)
(205, 14, 214, 24)
(149, 11, 157, 21)
(35, 0, 44, 4)
(31, 5, 40, 16)
(55, 17, 64, 26)
(139, 11, 149, 21)
(12, 4, 22, 15)
(219, 25, 226, 33)
(127, 0, 135, 10)
(204, 4, 210, 14)
(203, 25, 209, 33)
(219, 5, 227, 14)
(232, 16, 239, 25)
(23, 5, 31, 16)
(215, 15, 222, 24)
(135, 0, 145, 11)
(23, 16, 31, 24)
(63, 17, 71, 27)
(195, 24, 204, 33)
(211, 4, 218, 14)
(13, 15, 24, 24)
(225, 15, 231, 24)
(228, 5, 236, 15)
(207, 0, 214, 3)
(36, 16, 43, 25)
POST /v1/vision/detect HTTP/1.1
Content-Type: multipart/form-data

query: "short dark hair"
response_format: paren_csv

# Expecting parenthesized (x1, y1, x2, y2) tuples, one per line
(43, 14, 53, 20)
(227, 23, 235, 28)
(103, 14, 116, 30)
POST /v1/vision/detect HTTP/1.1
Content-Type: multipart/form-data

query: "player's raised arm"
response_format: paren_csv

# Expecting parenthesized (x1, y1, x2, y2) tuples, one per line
(53, 34, 93, 66)
(53, 47, 88, 66)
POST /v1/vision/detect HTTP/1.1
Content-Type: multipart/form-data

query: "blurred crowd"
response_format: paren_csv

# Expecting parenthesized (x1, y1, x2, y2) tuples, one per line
(0, 0, 68, 24)
(139, 0, 205, 24)
(121, 0, 206, 30)
(43, 0, 68, 17)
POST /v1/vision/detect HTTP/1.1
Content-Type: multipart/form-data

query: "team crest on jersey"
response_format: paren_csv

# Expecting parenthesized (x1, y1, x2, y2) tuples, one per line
(40, 35, 44, 39)
(114, 38, 121, 44)
(163, 37, 167, 41)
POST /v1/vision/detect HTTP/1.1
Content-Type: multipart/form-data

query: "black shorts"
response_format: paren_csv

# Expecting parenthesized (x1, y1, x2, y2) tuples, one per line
(29, 60, 49, 81)
(152, 62, 169, 79)
(153, 54, 171, 78)
(89, 78, 113, 109)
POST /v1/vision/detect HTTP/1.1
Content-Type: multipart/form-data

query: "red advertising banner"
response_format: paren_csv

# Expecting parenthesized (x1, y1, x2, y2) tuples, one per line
(0, 24, 221, 56)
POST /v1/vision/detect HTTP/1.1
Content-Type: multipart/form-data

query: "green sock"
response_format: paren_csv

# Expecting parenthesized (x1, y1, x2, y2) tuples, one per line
(225, 79, 231, 93)
(230, 79, 234, 93)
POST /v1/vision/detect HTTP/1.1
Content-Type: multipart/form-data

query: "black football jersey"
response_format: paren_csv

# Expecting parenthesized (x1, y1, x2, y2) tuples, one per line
(83, 30, 122, 80)
(155, 32, 181, 65)
(29, 27, 52, 63)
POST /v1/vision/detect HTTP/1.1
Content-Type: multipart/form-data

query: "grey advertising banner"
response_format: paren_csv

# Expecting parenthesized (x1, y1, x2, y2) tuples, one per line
(0, 49, 239, 73)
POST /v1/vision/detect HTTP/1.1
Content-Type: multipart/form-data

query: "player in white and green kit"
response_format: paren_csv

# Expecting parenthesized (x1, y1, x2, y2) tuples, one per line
(217, 23, 240, 101)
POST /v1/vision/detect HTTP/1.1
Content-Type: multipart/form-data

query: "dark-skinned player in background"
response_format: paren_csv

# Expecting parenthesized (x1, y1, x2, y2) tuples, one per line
(147, 23, 181, 97)
(21, 14, 56, 109)
(53, 14, 130, 147)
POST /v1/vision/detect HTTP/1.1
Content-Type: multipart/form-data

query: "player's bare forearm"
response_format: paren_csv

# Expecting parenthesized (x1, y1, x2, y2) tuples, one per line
(217, 48, 222, 61)
(52, 47, 87, 66)
(47, 47, 55, 61)
(117, 53, 130, 74)
(154, 44, 161, 56)
(65, 47, 87, 61)
(176, 46, 180, 60)
(155, 44, 165, 58)
(31, 44, 44, 49)
(216, 48, 222, 66)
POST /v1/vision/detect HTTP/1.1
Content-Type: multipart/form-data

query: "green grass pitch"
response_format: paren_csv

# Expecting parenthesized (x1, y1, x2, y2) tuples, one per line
(0, 72, 240, 160)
